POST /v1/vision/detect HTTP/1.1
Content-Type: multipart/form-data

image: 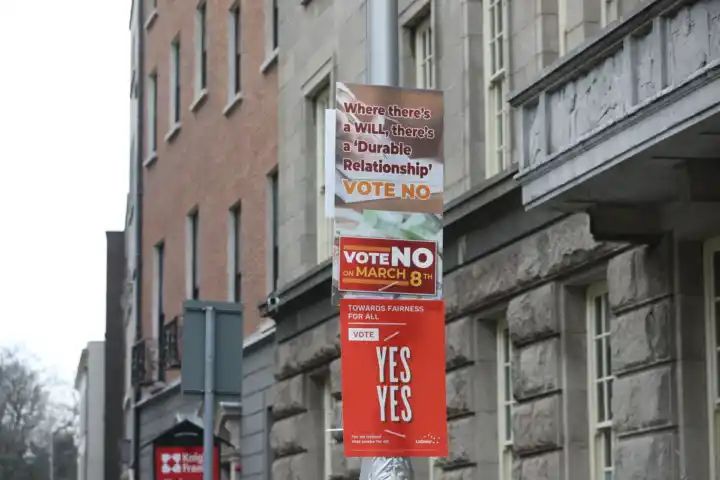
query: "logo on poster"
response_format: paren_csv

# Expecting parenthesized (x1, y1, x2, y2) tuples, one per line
(339, 237, 437, 296)
(161, 453, 182, 474)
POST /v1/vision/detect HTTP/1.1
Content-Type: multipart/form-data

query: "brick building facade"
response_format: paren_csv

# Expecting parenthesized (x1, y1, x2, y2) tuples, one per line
(124, 0, 278, 478)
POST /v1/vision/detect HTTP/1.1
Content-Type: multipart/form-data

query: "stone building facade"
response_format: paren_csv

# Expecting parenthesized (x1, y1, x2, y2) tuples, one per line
(264, 1, 720, 480)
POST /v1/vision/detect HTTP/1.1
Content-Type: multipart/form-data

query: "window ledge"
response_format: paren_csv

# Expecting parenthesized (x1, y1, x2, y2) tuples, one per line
(143, 152, 158, 168)
(164, 123, 181, 143)
(144, 10, 158, 30)
(190, 89, 208, 112)
(260, 48, 279, 74)
(223, 92, 244, 116)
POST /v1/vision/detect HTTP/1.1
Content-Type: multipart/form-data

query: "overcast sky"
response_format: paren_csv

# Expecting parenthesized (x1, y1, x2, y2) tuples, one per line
(0, 0, 129, 388)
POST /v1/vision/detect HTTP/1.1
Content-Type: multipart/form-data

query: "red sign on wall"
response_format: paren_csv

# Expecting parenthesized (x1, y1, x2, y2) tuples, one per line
(338, 236, 437, 296)
(154, 445, 220, 480)
(340, 298, 447, 457)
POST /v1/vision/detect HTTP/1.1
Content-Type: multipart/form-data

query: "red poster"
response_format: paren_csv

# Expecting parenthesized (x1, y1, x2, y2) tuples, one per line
(340, 299, 447, 457)
(154, 445, 220, 480)
(339, 237, 438, 296)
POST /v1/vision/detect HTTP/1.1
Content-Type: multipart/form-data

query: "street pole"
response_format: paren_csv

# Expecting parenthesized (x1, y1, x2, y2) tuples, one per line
(203, 307, 215, 480)
(49, 429, 54, 480)
(362, 1, 413, 479)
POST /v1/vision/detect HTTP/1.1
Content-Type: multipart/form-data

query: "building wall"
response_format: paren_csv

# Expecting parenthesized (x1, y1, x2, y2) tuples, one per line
(105, 232, 126, 480)
(85, 342, 105, 480)
(275, 0, 495, 284)
(267, 1, 720, 480)
(136, 332, 276, 480)
(140, 0, 277, 349)
(237, 334, 275, 480)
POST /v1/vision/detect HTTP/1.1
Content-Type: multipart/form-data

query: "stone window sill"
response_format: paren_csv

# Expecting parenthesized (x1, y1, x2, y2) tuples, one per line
(164, 123, 181, 143)
(190, 89, 208, 112)
(260, 48, 279, 74)
(143, 152, 158, 168)
(223, 92, 244, 117)
(144, 10, 158, 30)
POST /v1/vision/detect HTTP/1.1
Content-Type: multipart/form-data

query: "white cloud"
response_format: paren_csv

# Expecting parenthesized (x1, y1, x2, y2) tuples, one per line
(0, 0, 130, 386)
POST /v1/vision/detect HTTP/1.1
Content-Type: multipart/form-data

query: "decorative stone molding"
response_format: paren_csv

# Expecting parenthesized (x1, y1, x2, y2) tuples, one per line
(610, 299, 674, 374)
(513, 338, 561, 400)
(613, 365, 676, 435)
(512, 394, 564, 455)
(511, 0, 720, 208)
(615, 432, 678, 480)
(507, 283, 560, 346)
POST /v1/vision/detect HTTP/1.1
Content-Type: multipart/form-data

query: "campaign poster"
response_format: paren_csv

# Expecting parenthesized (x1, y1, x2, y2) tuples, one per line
(340, 298, 448, 457)
(154, 445, 220, 480)
(332, 83, 443, 302)
(338, 236, 437, 296)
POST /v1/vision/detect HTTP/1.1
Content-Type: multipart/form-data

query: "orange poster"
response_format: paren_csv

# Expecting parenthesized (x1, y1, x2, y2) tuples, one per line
(340, 298, 447, 457)
(339, 236, 438, 295)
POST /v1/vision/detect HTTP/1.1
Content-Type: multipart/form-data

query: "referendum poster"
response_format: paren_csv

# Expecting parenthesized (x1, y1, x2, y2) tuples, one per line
(339, 298, 448, 457)
(332, 83, 444, 302)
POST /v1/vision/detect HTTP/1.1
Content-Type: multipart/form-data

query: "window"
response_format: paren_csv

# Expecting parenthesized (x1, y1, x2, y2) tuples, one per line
(497, 320, 514, 480)
(601, 0, 620, 27)
(268, 172, 279, 292)
(147, 73, 158, 157)
(323, 378, 333, 479)
(413, 15, 435, 89)
(146, 0, 158, 29)
(228, 3, 242, 98)
(170, 39, 181, 126)
(484, 0, 510, 177)
(272, 0, 279, 50)
(588, 284, 614, 480)
(195, 3, 208, 95)
(153, 243, 165, 381)
(229, 205, 242, 303)
(314, 86, 332, 262)
(704, 238, 720, 479)
(558, 0, 567, 55)
(187, 210, 200, 300)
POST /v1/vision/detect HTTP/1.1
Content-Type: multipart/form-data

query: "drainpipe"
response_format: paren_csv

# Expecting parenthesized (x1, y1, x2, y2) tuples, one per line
(133, 0, 145, 477)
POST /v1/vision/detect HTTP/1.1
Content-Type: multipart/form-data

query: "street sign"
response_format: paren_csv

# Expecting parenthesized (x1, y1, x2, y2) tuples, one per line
(340, 298, 447, 457)
(152, 421, 221, 480)
(181, 300, 243, 396)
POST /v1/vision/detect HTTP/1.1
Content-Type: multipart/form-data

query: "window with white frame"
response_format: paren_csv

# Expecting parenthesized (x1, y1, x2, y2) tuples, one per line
(413, 15, 435, 89)
(314, 86, 333, 263)
(498, 320, 514, 480)
(272, 0, 279, 50)
(228, 3, 242, 99)
(229, 204, 242, 303)
(170, 39, 181, 126)
(587, 284, 614, 480)
(268, 171, 279, 292)
(187, 210, 200, 300)
(195, 2, 208, 96)
(601, 0, 620, 27)
(147, 72, 158, 157)
(323, 377, 333, 479)
(153, 242, 165, 381)
(704, 238, 720, 479)
(484, 0, 510, 178)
